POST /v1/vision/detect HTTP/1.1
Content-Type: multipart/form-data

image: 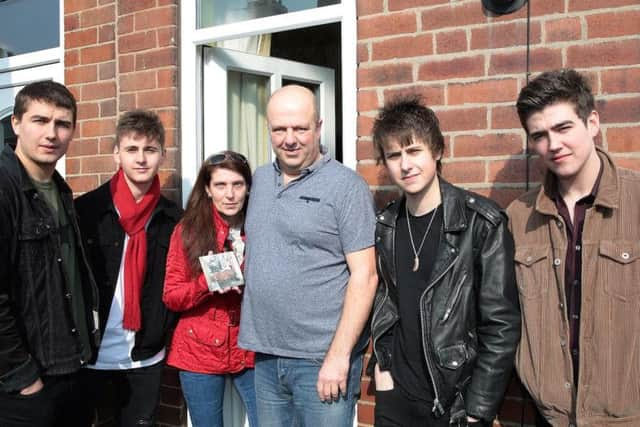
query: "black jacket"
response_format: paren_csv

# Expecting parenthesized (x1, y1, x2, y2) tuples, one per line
(75, 181, 182, 363)
(0, 146, 100, 393)
(369, 178, 520, 422)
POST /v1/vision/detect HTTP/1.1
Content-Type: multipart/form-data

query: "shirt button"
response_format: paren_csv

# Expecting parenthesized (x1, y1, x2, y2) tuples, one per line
(564, 382, 571, 389)
(572, 314, 579, 320)
(554, 258, 561, 266)
(451, 361, 459, 367)
(556, 221, 563, 228)
(71, 328, 77, 333)
(573, 280, 579, 286)
(575, 245, 581, 251)
(621, 252, 630, 260)
(526, 256, 532, 262)
(559, 303, 564, 309)
(57, 258, 63, 263)
(65, 293, 72, 299)
(468, 197, 475, 203)
(560, 339, 566, 347)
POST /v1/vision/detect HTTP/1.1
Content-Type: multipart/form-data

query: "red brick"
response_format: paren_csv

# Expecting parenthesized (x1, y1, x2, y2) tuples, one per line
(390, 0, 449, 11)
(81, 155, 117, 173)
(383, 85, 445, 106)
(157, 27, 177, 47)
(418, 55, 484, 81)
(438, 107, 487, 132)
(66, 50, 80, 67)
(598, 97, 640, 124)
(587, 10, 640, 39)
(157, 109, 177, 129)
(357, 43, 370, 64)
(119, 54, 135, 73)
(65, 13, 80, 31)
(120, 93, 136, 112)
(615, 157, 640, 171)
(80, 5, 115, 27)
(66, 65, 98, 85)
(601, 68, 640, 94)
(137, 88, 177, 109)
(65, 0, 97, 13)
(442, 161, 485, 183)
(357, 0, 383, 16)
(99, 137, 115, 154)
(455, 133, 523, 158)
(82, 119, 116, 137)
(157, 69, 177, 88)
(117, 15, 134, 35)
(99, 0, 114, 4)
(77, 102, 99, 121)
(135, 47, 177, 70)
(449, 78, 519, 105)
(82, 81, 116, 101)
(67, 138, 99, 156)
(481, 187, 526, 209)
(435, 29, 467, 54)
(357, 163, 391, 186)
(545, 17, 582, 43)
(120, 71, 156, 92)
(100, 99, 117, 117)
(358, 90, 379, 113)
(155, 404, 184, 426)
(157, 0, 177, 5)
(99, 61, 116, 80)
(490, 0, 562, 21)
(119, 31, 157, 54)
(66, 158, 81, 174)
(66, 28, 97, 49)
(421, 2, 484, 31)
(357, 115, 375, 137)
(492, 105, 522, 130)
(80, 43, 115, 64)
(67, 175, 100, 193)
(358, 11, 417, 39)
(472, 21, 541, 50)
(569, 0, 639, 12)
(358, 401, 375, 425)
(134, 6, 177, 31)
(567, 39, 640, 68)
(119, 0, 156, 15)
(372, 34, 432, 60)
(158, 385, 183, 407)
(99, 24, 115, 43)
(489, 47, 562, 75)
(487, 158, 545, 183)
(607, 126, 640, 152)
(357, 139, 376, 161)
(357, 63, 413, 88)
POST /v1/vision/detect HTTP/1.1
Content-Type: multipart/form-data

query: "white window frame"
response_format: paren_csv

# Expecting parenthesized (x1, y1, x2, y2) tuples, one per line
(179, 1, 357, 202)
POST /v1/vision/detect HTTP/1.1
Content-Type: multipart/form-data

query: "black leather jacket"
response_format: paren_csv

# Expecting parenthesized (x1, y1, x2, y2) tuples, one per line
(369, 178, 520, 422)
(75, 181, 181, 363)
(0, 146, 100, 393)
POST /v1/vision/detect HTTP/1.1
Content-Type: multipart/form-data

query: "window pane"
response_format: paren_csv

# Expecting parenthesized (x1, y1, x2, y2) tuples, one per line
(197, 0, 340, 28)
(227, 70, 270, 168)
(0, 0, 59, 57)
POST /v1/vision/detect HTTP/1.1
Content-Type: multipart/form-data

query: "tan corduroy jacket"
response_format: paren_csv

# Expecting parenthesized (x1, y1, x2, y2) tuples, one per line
(507, 147, 640, 427)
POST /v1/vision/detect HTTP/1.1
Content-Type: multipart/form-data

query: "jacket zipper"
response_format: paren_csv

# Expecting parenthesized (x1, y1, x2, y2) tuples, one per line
(440, 273, 467, 324)
(419, 254, 459, 417)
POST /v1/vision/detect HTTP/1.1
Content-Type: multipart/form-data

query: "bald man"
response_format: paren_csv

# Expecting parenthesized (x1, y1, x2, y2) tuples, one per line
(239, 85, 378, 426)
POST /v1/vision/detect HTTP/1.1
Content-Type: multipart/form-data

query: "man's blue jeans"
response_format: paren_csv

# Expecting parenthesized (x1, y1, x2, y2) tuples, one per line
(179, 369, 258, 427)
(254, 353, 363, 427)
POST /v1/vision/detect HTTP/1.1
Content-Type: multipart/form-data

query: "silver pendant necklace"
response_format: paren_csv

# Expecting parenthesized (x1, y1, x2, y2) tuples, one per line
(405, 203, 438, 272)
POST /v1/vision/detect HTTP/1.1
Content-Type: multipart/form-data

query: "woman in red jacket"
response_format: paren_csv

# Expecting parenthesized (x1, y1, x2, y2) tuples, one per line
(163, 151, 256, 427)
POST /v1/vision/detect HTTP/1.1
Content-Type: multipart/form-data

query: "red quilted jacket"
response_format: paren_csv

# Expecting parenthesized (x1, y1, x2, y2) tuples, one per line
(163, 208, 254, 374)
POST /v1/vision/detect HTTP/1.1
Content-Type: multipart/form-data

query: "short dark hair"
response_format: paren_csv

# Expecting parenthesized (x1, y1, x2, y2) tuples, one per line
(13, 80, 77, 126)
(372, 95, 444, 173)
(115, 110, 165, 148)
(516, 69, 595, 133)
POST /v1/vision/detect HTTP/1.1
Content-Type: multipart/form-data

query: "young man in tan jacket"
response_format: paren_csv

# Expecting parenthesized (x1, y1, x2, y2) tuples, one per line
(507, 69, 640, 426)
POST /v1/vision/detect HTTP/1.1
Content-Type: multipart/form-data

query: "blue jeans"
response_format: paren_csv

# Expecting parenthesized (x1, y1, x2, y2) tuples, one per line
(179, 369, 258, 427)
(254, 353, 363, 427)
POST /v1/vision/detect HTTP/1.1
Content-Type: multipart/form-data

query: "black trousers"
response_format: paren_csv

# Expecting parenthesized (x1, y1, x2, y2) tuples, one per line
(76, 361, 164, 427)
(0, 373, 87, 427)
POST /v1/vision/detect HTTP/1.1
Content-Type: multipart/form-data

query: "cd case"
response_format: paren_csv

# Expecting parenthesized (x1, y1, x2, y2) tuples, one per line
(198, 251, 244, 292)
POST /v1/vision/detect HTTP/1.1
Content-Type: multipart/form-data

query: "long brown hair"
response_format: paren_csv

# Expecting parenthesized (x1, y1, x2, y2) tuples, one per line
(180, 151, 252, 276)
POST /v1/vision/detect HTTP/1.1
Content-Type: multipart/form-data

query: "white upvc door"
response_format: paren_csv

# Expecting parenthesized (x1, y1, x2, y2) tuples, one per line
(202, 46, 335, 166)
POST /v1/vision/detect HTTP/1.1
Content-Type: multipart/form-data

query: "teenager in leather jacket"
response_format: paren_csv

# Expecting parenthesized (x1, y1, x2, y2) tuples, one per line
(368, 96, 521, 426)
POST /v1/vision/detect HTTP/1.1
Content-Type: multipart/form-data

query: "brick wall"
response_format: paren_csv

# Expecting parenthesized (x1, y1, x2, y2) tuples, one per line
(64, 1, 184, 426)
(357, 0, 640, 426)
(355, 0, 640, 426)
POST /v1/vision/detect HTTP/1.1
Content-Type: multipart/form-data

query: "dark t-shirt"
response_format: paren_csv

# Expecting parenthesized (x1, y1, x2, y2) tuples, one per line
(389, 201, 443, 402)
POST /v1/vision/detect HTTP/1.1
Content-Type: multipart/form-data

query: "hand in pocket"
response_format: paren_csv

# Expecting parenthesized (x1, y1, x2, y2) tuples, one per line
(374, 364, 394, 391)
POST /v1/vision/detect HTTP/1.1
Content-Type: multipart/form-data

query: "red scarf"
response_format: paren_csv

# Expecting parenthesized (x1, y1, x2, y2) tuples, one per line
(110, 169, 160, 331)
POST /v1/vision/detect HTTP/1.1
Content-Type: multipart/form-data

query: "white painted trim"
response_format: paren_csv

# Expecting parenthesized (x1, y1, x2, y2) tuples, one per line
(0, 47, 61, 73)
(341, 0, 357, 171)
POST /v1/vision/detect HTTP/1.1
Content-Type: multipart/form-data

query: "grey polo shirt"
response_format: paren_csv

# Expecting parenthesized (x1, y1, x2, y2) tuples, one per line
(239, 153, 375, 359)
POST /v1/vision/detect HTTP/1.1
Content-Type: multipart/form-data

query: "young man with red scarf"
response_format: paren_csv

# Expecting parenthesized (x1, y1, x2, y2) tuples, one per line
(75, 110, 182, 426)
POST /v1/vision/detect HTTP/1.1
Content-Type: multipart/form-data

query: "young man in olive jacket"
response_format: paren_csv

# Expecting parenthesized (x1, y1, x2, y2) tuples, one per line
(75, 110, 181, 426)
(0, 81, 100, 427)
(507, 69, 640, 426)
(369, 96, 521, 427)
